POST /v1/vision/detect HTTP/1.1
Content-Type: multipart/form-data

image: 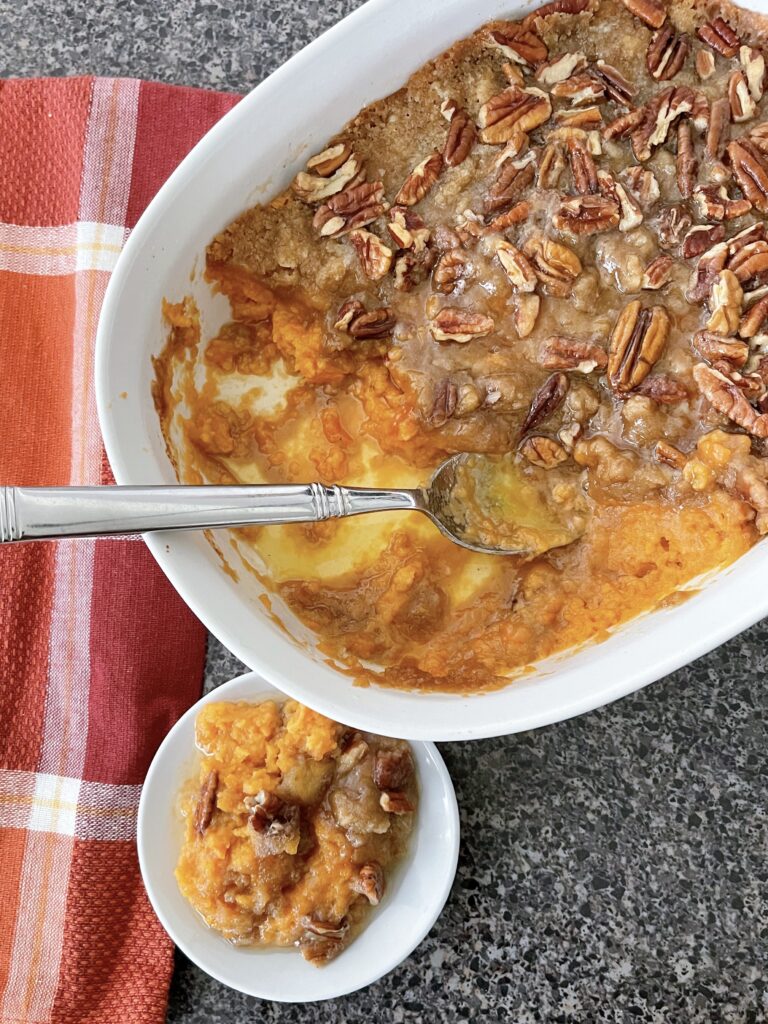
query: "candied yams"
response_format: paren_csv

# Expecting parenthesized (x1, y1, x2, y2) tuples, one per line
(156, 0, 768, 692)
(175, 700, 416, 963)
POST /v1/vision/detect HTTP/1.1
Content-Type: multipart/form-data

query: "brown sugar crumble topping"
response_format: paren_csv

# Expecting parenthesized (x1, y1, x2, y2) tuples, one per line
(156, 0, 768, 693)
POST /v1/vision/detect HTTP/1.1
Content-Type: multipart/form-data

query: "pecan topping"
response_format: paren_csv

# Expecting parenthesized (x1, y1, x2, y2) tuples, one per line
(567, 137, 598, 194)
(313, 180, 387, 237)
(642, 254, 674, 289)
(729, 70, 757, 124)
(433, 249, 471, 293)
(351, 863, 385, 906)
(443, 107, 476, 167)
(520, 435, 569, 468)
(692, 330, 749, 368)
(603, 107, 646, 142)
(622, 166, 660, 208)
(479, 86, 552, 145)
(632, 86, 694, 162)
(538, 141, 567, 189)
(395, 151, 444, 206)
(657, 204, 693, 251)
(193, 769, 218, 835)
(485, 200, 531, 233)
(741, 46, 766, 104)
(487, 24, 548, 67)
(635, 374, 688, 404)
(739, 293, 768, 337)
(676, 122, 697, 199)
(293, 153, 362, 203)
(379, 791, 414, 814)
(705, 98, 731, 161)
(706, 269, 742, 335)
(515, 293, 541, 337)
(335, 301, 396, 339)
(686, 240, 727, 301)
(727, 139, 768, 213)
(555, 106, 603, 129)
(693, 184, 751, 222)
(495, 240, 537, 291)
(520, 372, 569, 436)
(349, 229, 393, 280)
(299, 919, 348, 964)
(697, 17, 740, 59)
(373, 746, 414, 790)
(681, 223, 725, 260)
(250, 800, 301, 857)
(484, 154, 536, 213)
(620, 0, 666, 29)
(430, 307, 495, 343)
(536, 52, 587, 86)
(524, 234, 582, 295)
(387, 206, 430, 251)
(553, 194, 620, 235)
(608, 301, 670, 392)
(597, 171, 642, 231)
(693, 362, 768, 437)
(539, 335, 608, 372)
(307, 143, 352, 177)
(655, 439, 687, 468)
(591, 61, 635, 106)
(551, 73, 605, 106)
(647, 25, 690, 81)
(695, 49, 715, 80)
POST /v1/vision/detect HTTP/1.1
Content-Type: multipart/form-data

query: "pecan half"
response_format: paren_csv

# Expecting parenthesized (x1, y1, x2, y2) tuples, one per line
(647, 25, 690, 81)
(697, 17, 741, 58)
(676, 122, 698, 199)
(538, 141, 567, 189)
(351, 863, 385, 906)
(443, 107, 476, 167)
(349, 229, 393, 280)
(430, 380, 482, 422)
(692, 329, 749, 367)
(642, 254, 674, 289)
(193, 769, 218, 835)
(597, 170, 642, 231)
(478, 86, 552, 144)
(608, 301, 670, 392)
(515, 293, 541, 337)
(739, 293, 768, 336)
(706, 98, 731, 161)
(335, 301, 396, 339)
(591, 60, 635, 106)
(686, 240, 727, 301)
(484, 154, 536, 213)
(552, 73, 606, 106)
(681, 223, 725, 260)
(635, 374, 688, 403)
(555, 106, 603, 129)
(293, 154, 362, 203)
(387, 206, 430, 251)
(313, 180, 387, 237)
(620, 0, 665, 26)
(373, 746, 414, 790)
(495, 240, 537, 291)
(395, 151, 444, 206)
(379, 791, 414, 814)
(539, 335, 608, 371)
(727, 222, 767, 257)
(603, 107, 646, 142)
(393, 250, 433, 291)
(307, 143, 352, 177)
(741, 46, 766, 104)
(729, 243, 768, 287)
(567, 137, 598, 194)
(632, 86, 694, 162)
(299, 919, 349, 964)
(693, 362, 768, 436)
(520, 372, 569, 436)
(729, 70, 757, 124)
(433, 249, 470, 293)
(430, 307, 495, 343)
(487, 24, 548, 66)
(520, 435, 569, 468)
(695, 48, 715, 80)
(485, 200, 531, 233)
(536, 52, 587, 86)
(523, 233, 582, 295)
(706, 269, 743, 334)
(622, 166, 660, 208)
(690, 91, 710, 133)
(693, 184, 752, 222)
(553, 194, 620, 235)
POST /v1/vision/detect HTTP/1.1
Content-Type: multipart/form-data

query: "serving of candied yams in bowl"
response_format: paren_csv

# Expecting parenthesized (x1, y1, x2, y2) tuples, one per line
(153, 0, 768, 696)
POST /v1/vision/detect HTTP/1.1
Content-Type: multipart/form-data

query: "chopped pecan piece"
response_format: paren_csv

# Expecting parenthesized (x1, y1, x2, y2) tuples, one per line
(693, 362, 768, 436)
(485, 200, 531, 233)
(603, 107, 646, 142)
(695, 48, 715, 80)
(567, 138, 598, 194)
(393, 250, 434, 291)
(429, 380, 458, 426)
(193, 769, 218, 835)
(373, 746, 414, 790)
(484, 154, 536, 213)
(622, 166, 660, 208)
(551, 73, 605, 106)
(536, 52, 587, 85)
(443, 107, 476, 167)
(620, 0, 666, 28)
(730, 243, 768, 287)
(655, 439, 687, 467)
(293, 154, 362, 203)
(349, 229, 393, 280)
(729, 70, 757, 124)
(632, 86, 694, 162)
(657, 204, 693, 251)
(313, 180, 387, 237)
(478, 86, 552, 144)
(538, 141, 567, 189)
(433, 249, 470, 294)
(524, 233, 582, 295)
(524, 0, 590, 21)
(741, 46, 766, 104)
(591, 61, 635, 106)
(515, 293, 541, 337)
(608, 301, 670, 392)
(495, 240, 537, 291)
(597, 170, 642, 231)
(307, 143, 352, 177)
(681, 223, 725, 260)
(351, 863, 385, 906)
(430, 307, 495, 343)
(693, 184, 752, 222)
(520, 372, 569, 436)
(696, 17, 741, 58)
(250, 801, 301, 857)
(487, 24, 548, 67)
(379, 791, 414, 814)
(706, 269, 742, 334)
(642, 254, 674, 289)
(647, 25, 690, 81)
(676, 122, 698, 199)
(335, 301, 396, 339)
(395, 151, 444, 206)
(520, 435, 569, 468)
(692, 329, 749, 367)
(553, 194, 620, 235)
(686, 239, 727, 301)
(706, 98, 731, 161)
(387, 206, 429, 251)
(740, 293, 768, 337)
(555, 106, 603, 129)
(299, 918, 349, 964)
(727, 221, 767, 257)
(690, 91, 710, 133)
(635, 374, 688, 404)
(539, 335, 608, 372)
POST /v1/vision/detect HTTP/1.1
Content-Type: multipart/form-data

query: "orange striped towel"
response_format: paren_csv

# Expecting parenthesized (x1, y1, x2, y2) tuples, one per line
(0, 77, 238, 1024)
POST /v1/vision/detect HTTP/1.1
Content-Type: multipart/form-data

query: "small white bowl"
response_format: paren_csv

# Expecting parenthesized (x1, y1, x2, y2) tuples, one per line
(137, 670, 460, 1002)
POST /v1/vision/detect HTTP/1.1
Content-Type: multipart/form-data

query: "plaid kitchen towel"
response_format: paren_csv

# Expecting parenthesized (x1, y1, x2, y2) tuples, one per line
(0, 77, 239, 1024)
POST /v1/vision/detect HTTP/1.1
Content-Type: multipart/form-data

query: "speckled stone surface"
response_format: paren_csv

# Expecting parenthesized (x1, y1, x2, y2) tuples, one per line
(6, 1, 768, 1019)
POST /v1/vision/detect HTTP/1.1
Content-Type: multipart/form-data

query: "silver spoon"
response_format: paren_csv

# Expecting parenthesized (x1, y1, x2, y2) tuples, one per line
(0, 453, 583, 556)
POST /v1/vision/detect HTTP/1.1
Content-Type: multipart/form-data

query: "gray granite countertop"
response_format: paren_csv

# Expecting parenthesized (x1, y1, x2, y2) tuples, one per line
(5, 1, 768, 1019)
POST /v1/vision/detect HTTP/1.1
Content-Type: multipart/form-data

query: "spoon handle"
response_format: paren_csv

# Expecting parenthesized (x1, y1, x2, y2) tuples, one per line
(0, 484, 421, 543)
